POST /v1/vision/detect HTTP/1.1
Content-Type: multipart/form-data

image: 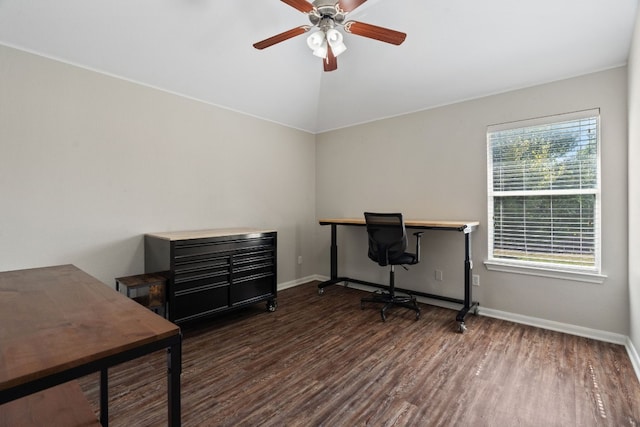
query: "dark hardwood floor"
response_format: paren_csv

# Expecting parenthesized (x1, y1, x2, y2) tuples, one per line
(79, 281, 640, 426)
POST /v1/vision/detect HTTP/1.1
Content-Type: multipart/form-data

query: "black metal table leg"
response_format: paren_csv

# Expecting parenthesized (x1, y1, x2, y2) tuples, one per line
(330, 224, 337, 279)
(100, 367, 108, 426)
(168, 334, 182, 427)
(318, 224, 349, 293)
(455, 229, 479, 332)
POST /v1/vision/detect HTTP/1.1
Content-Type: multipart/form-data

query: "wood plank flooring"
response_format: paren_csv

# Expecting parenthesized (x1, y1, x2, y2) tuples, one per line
(79, 281, 640, 426)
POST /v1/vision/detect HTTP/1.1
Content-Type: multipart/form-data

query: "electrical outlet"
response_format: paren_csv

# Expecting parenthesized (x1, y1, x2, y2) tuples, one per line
(297, 255, 303, 265)
(435, 270, 443, 281)
(472, 274, 480, 286)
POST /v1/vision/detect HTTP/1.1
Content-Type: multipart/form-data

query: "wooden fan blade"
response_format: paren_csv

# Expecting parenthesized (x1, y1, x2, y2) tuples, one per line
(344, 21, 407, 45)
(337, 0, 367, 13)
(323, 45, 338, 72)
(253, 26, 310, 50)
(281, 0, 315, 13)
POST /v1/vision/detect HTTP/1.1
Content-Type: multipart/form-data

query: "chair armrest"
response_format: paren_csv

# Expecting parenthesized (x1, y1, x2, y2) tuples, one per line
(413, 232, 424, 262)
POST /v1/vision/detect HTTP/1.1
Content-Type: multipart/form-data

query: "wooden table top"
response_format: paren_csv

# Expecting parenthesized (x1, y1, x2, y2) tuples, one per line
(146, 227, 277, 241)
(0, 265, 180, 392)
(318, 218, 479, 231)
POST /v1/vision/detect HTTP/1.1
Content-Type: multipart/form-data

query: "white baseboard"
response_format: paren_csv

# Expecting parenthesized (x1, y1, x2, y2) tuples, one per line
(282, 277, 640, 384)
(479, 307, 627, 345)
(627, 337, 640, 383)
(277, 275, 325, 291)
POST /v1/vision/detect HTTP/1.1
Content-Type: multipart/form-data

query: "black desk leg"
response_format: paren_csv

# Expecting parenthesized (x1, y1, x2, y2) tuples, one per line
(168, 336, 182, 427)
(330, 224, 337, 279)
(318, 224, 348, 294)
(100, 367, 109, 426)
(455, 231, 479, 332)
(464, 231, 471, 310)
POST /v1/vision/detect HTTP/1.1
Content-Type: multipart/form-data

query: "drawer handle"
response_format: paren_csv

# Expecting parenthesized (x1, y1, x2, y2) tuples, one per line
(174, 271, 228, 283)
(232, 272, 273, 284)
(175, 282, 228, 296)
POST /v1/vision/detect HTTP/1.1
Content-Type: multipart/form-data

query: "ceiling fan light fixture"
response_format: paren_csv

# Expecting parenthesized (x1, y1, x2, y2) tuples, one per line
(307, 30, 329, 58)
(254, 0, 405, 72)
(326, 28, 347, 57)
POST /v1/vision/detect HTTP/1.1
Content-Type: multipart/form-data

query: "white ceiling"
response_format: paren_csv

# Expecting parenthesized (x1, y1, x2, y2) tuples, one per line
(0, 0, 637, 134)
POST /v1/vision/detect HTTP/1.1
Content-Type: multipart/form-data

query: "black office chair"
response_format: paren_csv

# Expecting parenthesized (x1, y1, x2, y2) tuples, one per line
(360, 212, 423, 322)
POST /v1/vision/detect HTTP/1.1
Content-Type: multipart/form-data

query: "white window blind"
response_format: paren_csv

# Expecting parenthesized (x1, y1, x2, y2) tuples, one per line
(487, 109, 601, 272)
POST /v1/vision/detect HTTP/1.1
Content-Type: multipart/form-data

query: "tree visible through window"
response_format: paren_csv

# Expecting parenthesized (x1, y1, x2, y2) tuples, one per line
(487, 110, 601, 272)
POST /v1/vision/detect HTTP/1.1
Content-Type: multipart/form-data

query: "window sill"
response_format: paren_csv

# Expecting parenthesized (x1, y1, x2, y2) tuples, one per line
(483, 260, 607, 284)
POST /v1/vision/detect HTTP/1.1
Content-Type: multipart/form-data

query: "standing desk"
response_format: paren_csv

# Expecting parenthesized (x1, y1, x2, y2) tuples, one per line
(0, 264, 182, 426)
(318, 218, 480, 332)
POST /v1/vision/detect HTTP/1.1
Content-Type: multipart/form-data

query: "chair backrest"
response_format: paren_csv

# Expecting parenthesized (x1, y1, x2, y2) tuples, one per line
(364, 212, 408, 266)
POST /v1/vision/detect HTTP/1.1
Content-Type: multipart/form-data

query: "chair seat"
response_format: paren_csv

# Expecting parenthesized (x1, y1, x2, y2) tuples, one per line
(389, 252, 418, 265)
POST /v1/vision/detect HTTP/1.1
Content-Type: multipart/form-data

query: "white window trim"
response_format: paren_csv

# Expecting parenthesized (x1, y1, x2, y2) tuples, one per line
(486, 108, 603, 279)
(484, 259, 607, 284)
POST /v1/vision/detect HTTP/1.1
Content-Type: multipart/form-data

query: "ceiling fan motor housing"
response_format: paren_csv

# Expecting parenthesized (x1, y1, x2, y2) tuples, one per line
(309, 0, 346, 26)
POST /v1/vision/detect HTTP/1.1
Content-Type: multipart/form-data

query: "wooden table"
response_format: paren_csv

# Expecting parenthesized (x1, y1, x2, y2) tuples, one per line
(318, 218, 480, 332)
(0, 265, 182, 426)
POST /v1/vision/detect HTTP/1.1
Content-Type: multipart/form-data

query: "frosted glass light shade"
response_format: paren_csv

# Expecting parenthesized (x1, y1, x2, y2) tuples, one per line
(326, 29, 347, 57)
(307, 31, 328, 57)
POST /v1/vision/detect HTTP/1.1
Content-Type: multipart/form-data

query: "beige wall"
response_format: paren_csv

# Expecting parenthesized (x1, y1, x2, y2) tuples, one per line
(0, 44, 318, 286)
(629, 8, 640, 358)
(316, 67, 629, 334)
(0, 42, 634, 339)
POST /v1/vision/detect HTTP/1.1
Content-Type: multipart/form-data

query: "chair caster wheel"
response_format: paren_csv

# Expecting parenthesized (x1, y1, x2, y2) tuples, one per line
(415, 311, 420, 320)
(267, 300, 277, 312)
(318, 288, 324, 295)
(457, 322, 467, 333)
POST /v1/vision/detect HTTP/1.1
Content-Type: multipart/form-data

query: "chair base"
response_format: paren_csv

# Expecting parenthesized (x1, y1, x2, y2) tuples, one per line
(361, 291, 421, 322)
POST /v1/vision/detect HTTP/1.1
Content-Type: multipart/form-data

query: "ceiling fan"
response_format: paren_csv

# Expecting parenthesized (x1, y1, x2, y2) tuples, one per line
(253, 0, 406, 72)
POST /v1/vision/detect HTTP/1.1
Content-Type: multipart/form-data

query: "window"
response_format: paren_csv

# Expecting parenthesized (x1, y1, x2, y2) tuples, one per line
(486, 109, 601, 278)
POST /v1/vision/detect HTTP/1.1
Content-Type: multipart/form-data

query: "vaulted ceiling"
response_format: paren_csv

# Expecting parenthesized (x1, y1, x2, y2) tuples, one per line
(0, 0, 636, 133)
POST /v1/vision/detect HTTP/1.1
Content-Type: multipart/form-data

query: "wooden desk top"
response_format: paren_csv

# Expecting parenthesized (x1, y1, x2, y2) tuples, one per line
(0, 265, 180, 392)
(146, 227, 277, 241)
(319, 218, 479, 231)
